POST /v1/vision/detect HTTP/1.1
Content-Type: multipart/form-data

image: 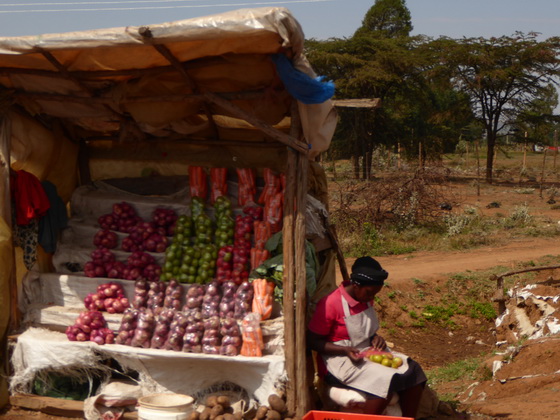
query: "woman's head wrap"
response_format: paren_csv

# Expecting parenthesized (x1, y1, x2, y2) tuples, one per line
(350, 256, 388, 286)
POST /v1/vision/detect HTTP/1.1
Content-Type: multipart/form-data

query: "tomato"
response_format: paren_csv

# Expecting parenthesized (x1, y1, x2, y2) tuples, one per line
(392, 357, 403, 368)
(381, 358, 392, 367)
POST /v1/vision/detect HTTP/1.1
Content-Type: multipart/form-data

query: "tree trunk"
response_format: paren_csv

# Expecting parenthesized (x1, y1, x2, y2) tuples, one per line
(486, 130, 496, 184)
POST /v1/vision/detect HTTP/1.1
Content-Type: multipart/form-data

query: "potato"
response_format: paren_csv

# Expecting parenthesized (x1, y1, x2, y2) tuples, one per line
(206, 396, 219, 408)
(200, 407, 212, 420)
(232, 412, 243, 420)
(267, 395, 286, 414)
(255, 405, 269, 420)
(210, 404, 225, 420)
(217, 396, 231, 408)
(188, 412, 201, 420)
(215, 416, 224, 420)
(222, 414, 236, 420)
(265, 410, 281, 420)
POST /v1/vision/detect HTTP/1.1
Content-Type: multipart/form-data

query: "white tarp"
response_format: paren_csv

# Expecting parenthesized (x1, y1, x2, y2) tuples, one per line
(11, 328, 285, 405)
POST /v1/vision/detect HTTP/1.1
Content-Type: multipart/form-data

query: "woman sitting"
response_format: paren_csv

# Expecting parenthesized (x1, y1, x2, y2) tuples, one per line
(307, 256, 427, 418)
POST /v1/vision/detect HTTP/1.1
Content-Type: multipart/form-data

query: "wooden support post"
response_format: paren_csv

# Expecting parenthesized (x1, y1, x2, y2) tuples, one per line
(539, 149, 547, 199)
(475, 140, 481, 196)
(295, 151, 309, 417)
(0, 116, 18, 333)
(522, 131, 528, 171)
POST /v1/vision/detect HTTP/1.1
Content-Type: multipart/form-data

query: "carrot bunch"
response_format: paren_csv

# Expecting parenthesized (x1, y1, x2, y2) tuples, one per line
(258, 168, 281, 205)
(210, 167, 228, 203)
(251, 278, 275, 320)
(188, 166, 208, 200)
(264, 192, 283, 234)
(236, 168, 256, 207)
(240, 313, 264, 357)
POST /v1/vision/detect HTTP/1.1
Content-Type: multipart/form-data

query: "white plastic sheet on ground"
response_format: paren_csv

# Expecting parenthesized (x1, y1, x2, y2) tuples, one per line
(11, 327, 285, 405)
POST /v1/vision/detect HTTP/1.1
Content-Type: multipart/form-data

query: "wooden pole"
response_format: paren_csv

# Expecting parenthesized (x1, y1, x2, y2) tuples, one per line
(294, 151, 309, 417)
(397, 143, 401, 170)
(539, 149, 548, 199)
(282, 148, 296, 414)
(554, 130, 558, 172)
(0, 115, 19, 332)
(522, 131, 528, 171)
(475, 139, 481, 197)
(465, 141, 469, 170)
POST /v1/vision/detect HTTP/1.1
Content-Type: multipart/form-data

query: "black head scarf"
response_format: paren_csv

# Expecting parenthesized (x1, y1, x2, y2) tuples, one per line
(350, 256, 388, 286)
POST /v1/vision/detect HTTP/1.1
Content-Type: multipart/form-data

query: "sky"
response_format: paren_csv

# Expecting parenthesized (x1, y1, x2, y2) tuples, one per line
(0, 0, 559, 41)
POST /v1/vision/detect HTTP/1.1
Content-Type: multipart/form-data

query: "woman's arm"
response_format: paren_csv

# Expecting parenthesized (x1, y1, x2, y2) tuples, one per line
(307, 330, 362, 362)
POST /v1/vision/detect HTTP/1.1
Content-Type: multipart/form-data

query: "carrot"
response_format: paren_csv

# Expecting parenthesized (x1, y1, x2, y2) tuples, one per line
(237, 168, 256, 207)
(258, 168, 281, 205)
(252, 278, 275, 321)
(210, 167, 228, 203)
(265, 191, 283, 233)
(189, 166, 208, 200)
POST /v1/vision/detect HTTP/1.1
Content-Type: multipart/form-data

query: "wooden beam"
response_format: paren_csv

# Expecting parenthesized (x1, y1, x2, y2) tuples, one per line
(137, 29, 221, 142)
(204, 93, 308, 154)
(12, 89, 265, 105)
(38, 49, 146, 142)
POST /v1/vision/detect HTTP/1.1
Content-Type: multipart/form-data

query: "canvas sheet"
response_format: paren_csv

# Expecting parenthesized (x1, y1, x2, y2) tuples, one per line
(11, 327, 285, 405)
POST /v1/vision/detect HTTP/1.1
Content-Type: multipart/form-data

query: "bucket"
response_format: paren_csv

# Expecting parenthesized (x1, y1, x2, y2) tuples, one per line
(138, 393, 194, 420)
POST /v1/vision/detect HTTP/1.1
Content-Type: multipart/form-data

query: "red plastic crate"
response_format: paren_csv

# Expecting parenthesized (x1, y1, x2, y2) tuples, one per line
(302, 411, 413, 420)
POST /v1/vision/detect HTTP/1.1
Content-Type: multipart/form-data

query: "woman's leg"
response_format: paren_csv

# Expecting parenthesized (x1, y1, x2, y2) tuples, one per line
(398, 383, 425, 418)
(362, 396, 390, 415)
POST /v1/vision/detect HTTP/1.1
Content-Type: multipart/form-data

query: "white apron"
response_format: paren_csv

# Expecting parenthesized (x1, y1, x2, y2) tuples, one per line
(322, 295, 410, 399)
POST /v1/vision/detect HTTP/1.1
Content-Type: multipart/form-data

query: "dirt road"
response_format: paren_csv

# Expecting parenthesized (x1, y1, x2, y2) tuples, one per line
(340, 237, 560, 284)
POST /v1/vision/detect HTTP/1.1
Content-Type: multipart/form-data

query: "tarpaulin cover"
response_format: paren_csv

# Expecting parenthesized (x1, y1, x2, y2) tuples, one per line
(11, 328, 285, 405)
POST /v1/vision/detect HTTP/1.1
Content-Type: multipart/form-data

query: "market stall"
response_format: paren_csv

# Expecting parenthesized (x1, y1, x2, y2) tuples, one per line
(0, 6, 338, 418)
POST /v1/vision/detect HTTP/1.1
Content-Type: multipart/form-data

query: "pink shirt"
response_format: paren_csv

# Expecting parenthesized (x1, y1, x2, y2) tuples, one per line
(308, 282, 371, 342)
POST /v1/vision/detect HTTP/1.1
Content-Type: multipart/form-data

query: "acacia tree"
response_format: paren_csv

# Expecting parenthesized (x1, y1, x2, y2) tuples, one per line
(432, 33, 560, 182)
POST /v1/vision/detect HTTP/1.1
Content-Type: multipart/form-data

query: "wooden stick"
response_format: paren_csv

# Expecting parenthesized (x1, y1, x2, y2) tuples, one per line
(145, 39, 220, 141)
(475, 139, 481, 196)
(539, 149, 547, 199)
(13, 89, 266, 105)
(294, 151, 309, 417)
(282, 105, 298, 415)
(204, 93, 308, 154)
(0, 116, 19, 332)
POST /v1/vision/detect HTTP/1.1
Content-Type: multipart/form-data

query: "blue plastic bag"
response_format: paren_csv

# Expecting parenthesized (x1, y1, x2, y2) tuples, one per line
(270, 54, 335, 105)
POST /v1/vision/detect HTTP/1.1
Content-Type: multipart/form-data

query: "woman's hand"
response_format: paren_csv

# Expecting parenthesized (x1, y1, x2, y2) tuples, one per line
(344, 346, 363, 362)
(370, 334, 386, 350)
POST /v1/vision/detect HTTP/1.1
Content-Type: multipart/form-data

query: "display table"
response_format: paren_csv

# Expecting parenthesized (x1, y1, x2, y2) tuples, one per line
(11, 328, 285, 405)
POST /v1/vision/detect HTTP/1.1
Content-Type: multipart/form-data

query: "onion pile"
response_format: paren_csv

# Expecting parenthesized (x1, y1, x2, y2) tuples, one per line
(98, 202, 141, 234)
(146, 282, 165, 313)
(163, 311, 189, 351)
(122, 221, 168, 253)
(219, 281, 237, 319)
(152, 208, 178, 236)
(115, 308, 139, 345)
(163, 279, 183, 311)
(182, 310, 204, 353)
(131, 308, 156, 348)
(201, 315, 222, 354)
(201, 282, 222, 319)
(234, 281, 254, 320)
(150, 308, 175, 349)
(183, 284, 205, 313)
(93, 229, 119, 249)
(66, 310, 114, 345)
(84, 282, 130, 314)
(84, 248, 117, 278)
(124, 251, 162, 282)
(219, 317, 242, 356)
(132, 278, 149, 309)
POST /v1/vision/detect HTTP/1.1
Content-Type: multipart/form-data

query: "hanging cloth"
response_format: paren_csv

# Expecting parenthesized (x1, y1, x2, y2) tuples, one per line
(38, 181, 68, 254)
(10, 170, 50, 226)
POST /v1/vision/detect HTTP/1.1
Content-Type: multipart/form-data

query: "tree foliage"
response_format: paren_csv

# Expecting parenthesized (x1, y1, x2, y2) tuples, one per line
(354, 0, 413, 38)
(428, 33, 560, 182)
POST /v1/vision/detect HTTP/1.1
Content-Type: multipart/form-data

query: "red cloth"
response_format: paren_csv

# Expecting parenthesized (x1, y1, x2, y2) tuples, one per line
(308, 282, 372, 376)
(11, 170, 50, 225)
